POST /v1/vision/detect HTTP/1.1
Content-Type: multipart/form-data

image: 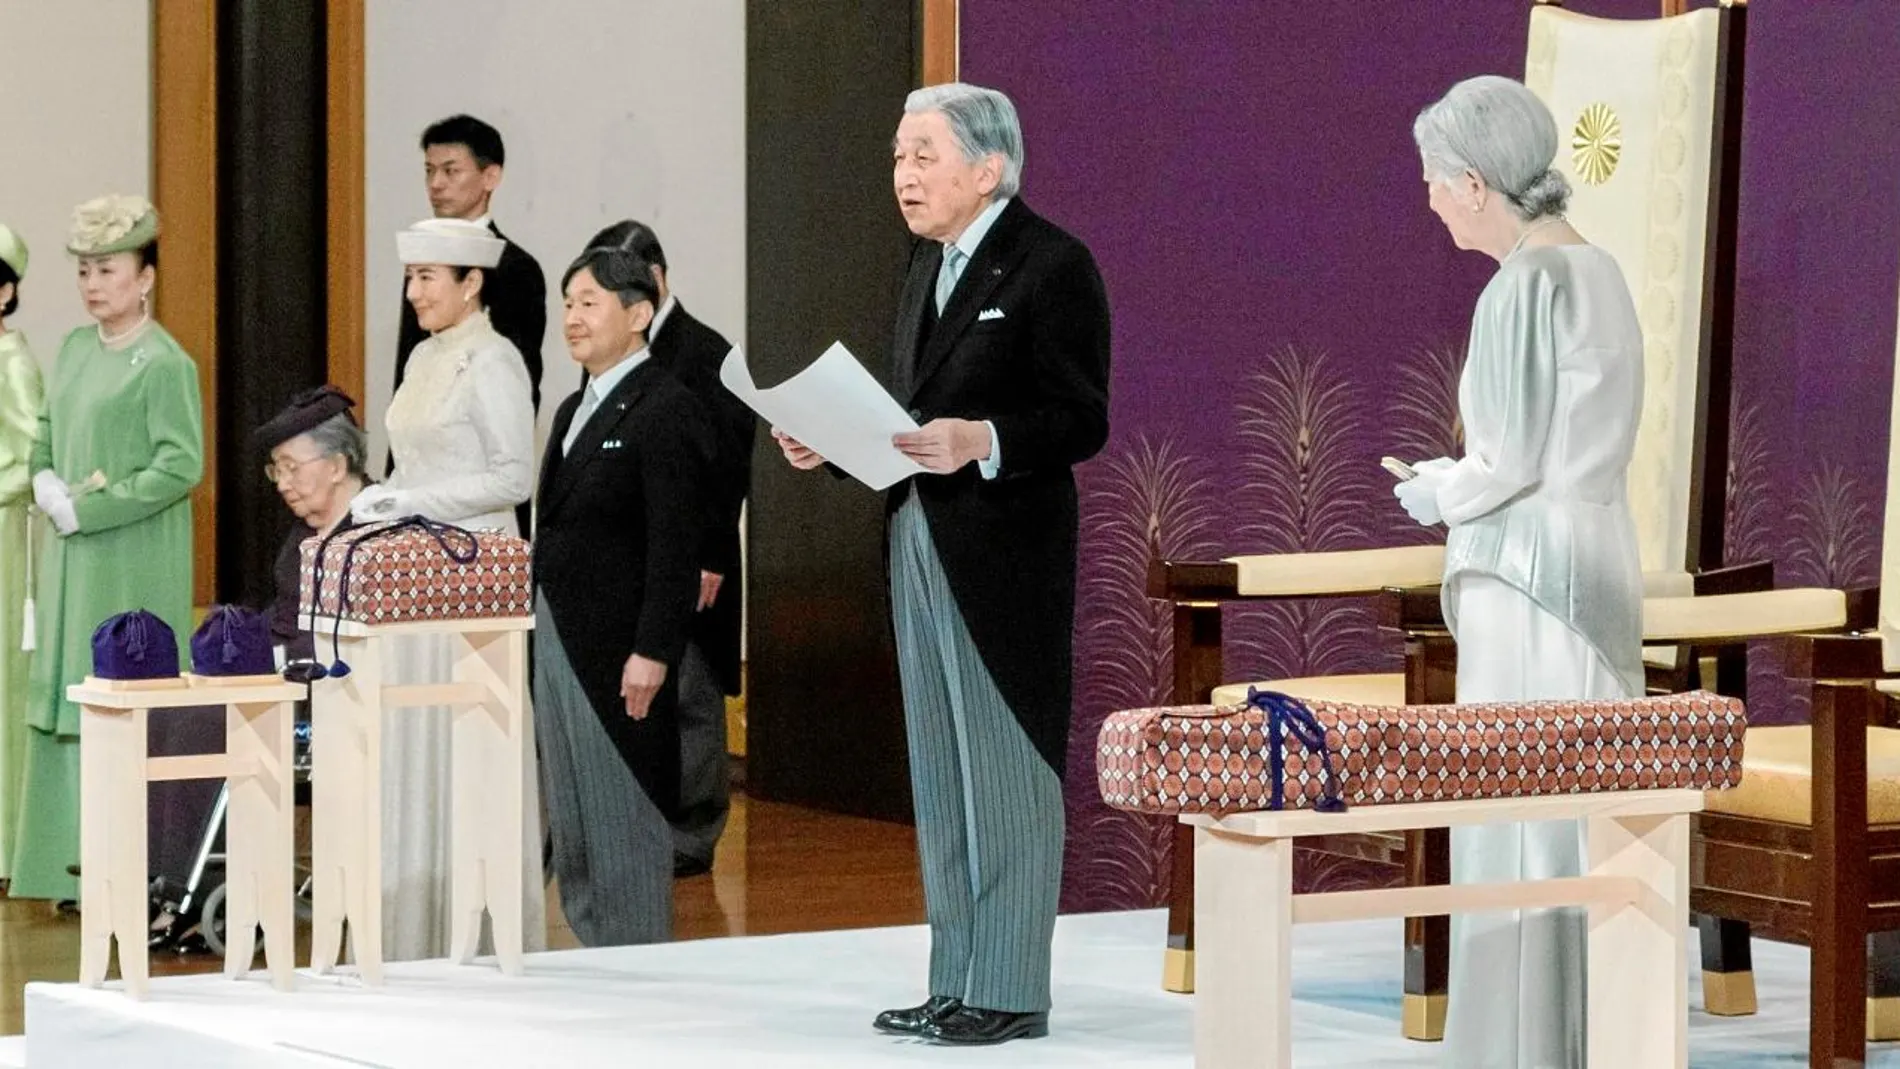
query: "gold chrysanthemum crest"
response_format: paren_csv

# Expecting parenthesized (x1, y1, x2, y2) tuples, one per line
(1571, 102, 1622, 186)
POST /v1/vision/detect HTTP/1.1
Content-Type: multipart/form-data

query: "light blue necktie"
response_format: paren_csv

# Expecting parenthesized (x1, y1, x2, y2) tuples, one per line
(935, 244, 966, 314)
(561, 383, 601, 456)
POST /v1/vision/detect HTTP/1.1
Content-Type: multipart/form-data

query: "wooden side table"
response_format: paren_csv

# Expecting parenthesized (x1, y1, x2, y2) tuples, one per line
(70, 675, 303, 999)
(305, 615, 533, 985)
(1186, 789, 1702, 1069)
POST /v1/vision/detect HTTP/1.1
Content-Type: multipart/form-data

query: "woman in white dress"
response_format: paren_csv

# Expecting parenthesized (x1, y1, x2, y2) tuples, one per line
(1394, 76, 1645, 1069)
(352, 217, 544, 960)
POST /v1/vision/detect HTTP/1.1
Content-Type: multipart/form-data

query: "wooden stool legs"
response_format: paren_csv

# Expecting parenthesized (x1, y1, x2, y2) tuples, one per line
(1585, 811, 1691, 1067)
(77, 705, 150, 999)
(310, 633, 386, 985)
(74, 681, 302, 998)
(1194, 827, 1296, 1068)
(310, 618, 533, 984)
(1189, 793, 1699, 1069)
(448, 628, 530, 976)
(222, 699, 297, 991)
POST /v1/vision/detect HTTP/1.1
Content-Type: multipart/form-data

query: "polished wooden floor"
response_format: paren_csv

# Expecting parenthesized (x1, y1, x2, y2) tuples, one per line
(0, 791, 924, 1036)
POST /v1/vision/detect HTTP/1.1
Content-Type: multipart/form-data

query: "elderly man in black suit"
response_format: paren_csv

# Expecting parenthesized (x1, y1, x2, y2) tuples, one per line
(394, 114, 546, 536)
(776, 82, 1111, 1046)
(578, 221, 751, 878)
(533, 226, 711, 946)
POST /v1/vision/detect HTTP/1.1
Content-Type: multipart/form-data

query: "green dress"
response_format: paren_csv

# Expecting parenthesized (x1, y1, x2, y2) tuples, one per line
(7, 323, 202, 901)
(0, 329, 44, 885)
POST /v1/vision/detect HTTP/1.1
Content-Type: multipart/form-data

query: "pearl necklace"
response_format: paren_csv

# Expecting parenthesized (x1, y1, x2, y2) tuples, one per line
(1506, 216, 1566, 259)
(97, 312, 151, 348)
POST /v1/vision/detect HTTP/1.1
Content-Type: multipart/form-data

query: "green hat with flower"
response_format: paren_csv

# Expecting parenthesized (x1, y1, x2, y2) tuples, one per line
(67, 194, 160, 257)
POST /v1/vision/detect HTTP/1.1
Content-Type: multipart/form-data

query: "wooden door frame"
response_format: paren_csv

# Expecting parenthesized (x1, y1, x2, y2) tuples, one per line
(153, 0, 219, 607)
(922, 0, 958, 84)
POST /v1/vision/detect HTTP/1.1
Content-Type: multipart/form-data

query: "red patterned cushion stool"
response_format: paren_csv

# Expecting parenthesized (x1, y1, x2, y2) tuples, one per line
(297, 517, 535, 985)
(1098, 688, 1746, 1069)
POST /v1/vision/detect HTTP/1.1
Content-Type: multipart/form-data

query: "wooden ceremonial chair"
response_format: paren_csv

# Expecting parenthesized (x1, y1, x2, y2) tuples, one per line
(1148, 0, 1750, 1045)
(1631, 267, 1900, 1064)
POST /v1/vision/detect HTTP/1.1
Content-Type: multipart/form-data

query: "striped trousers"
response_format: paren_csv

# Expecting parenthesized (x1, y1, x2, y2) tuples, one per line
(890, 496, 1064, 1013)
(533, 593, 673, 947)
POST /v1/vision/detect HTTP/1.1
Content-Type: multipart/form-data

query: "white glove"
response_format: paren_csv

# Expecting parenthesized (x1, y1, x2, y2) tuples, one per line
(31, 470, 67, 515)
(349, 485, 412, 522)
(43, 492, 78, 536)
(1393, 458, 1454, 527)
(32, 471, 79, 535)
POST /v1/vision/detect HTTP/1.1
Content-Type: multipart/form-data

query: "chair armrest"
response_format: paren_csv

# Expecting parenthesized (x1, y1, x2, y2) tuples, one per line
(1784, 632, 1887, 682)
(1689, 559, 1774, 597)
(1843, 586, 1881, 631)
(1225, 545, 1444, 598)
(1146, 559, 1239, 602)
(1379, 586, 1447, 633)
(1642, 587, 1849, 643)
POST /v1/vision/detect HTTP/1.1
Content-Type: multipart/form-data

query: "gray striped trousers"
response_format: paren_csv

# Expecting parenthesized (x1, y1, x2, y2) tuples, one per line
(889, 495, 1064, 1013)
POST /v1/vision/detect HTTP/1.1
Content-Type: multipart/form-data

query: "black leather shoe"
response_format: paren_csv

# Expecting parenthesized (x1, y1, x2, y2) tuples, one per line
(924, 1006, 1050, 1045)
(872, 995, 963, 1035)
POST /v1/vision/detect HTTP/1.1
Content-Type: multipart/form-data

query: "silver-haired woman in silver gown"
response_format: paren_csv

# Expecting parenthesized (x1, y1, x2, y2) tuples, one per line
(1395, 75, 1646, 1069)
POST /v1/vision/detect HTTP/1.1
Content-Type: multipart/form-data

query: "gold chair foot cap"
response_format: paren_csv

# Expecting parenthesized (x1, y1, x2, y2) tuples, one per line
(1701, 970, 1759, 1017)
(1402, 993, 1447, 1041)
(1870, 995, 1900, 1041)
(1162, 947, 1194, 994)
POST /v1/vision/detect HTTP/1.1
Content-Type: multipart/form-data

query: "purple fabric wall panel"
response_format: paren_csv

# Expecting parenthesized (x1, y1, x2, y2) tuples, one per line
(961, 0, 1900, 909)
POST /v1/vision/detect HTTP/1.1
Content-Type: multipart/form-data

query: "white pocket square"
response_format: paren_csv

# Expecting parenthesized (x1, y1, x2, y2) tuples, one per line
(978, 307, 1006, 322)
(601, 438, 624, 450)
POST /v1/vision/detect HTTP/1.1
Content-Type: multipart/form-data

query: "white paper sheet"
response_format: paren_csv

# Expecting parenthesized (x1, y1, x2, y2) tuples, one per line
(719, 343, 927, 491)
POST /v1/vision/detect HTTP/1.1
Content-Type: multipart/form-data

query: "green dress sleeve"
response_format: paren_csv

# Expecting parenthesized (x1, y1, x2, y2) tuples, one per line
(29, 387, 52, 478)
(70, 349, 204, 533)
(0, 343, 44, 507)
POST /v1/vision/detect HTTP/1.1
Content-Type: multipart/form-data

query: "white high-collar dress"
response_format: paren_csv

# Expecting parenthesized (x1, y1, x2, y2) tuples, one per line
(379, 308, 544, 961)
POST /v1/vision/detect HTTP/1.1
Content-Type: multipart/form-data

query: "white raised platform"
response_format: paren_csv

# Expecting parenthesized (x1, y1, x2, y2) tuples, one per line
(18, 910, 1900, 1067)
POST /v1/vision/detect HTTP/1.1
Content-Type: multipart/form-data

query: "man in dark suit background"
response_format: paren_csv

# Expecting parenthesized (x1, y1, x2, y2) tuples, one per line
(775, 83, 1110, 1046)
(532, 226, 711, 946)
(580, 221, 751, 879)
(395, 114, 546, 536)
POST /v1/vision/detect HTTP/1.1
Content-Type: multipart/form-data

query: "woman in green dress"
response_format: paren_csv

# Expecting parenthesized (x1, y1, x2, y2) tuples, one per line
(8, 195, 203, 902)
(0, 222, 45, 891)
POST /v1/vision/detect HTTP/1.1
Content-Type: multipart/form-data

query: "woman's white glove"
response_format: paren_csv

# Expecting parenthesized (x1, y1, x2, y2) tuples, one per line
(348, 484, 413, 523)
(1392, 457, 1456, 527)
(31, 470, 79, 535)
(31, 470, 66, 514)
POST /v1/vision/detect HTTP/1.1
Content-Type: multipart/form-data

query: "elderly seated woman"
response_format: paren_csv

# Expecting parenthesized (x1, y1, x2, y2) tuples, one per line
(254, 385, 371, 670)
(148, 385, 370, 948)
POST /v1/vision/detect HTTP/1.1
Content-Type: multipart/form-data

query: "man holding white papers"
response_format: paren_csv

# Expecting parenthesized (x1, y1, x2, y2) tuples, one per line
(776, 82, 1110, 1046)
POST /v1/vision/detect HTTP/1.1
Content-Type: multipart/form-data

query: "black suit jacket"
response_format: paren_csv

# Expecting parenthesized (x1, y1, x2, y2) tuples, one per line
(891, 198, 1111, 778)
(395, 222, 546, 533)
(646, 302, 753, 695)
(532, 361, 713, 815)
